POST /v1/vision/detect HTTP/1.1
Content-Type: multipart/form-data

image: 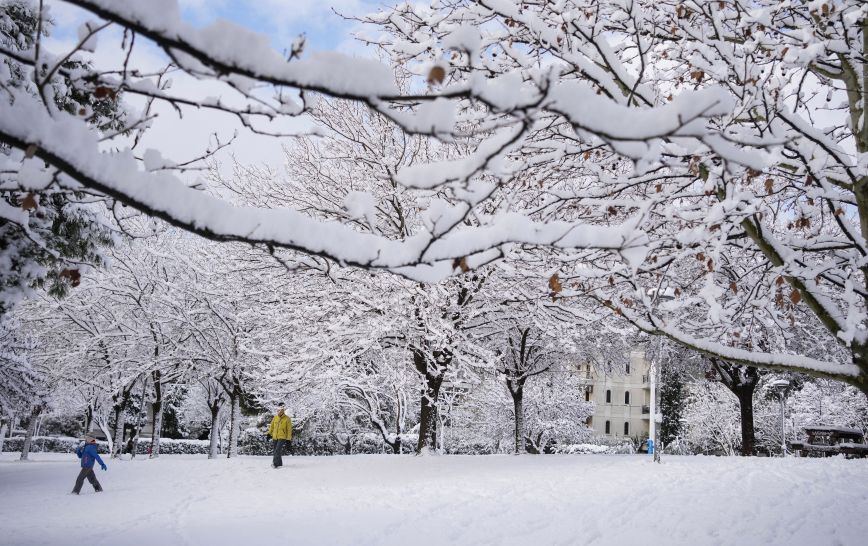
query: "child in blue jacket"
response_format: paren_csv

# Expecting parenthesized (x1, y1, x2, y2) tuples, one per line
(72, 437, 107, 494)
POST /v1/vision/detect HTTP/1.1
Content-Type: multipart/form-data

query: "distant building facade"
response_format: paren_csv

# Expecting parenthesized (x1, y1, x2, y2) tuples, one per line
(582, 350, 653, 442)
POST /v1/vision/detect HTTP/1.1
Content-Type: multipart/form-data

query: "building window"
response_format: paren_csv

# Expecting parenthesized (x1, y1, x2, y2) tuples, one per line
(585, 390, 590, 402)
(624, 422, 629, 436)
(626, 362, 630, 374)
(605, 421, 611, 434)
(605, 390, 611, 403)
(624, 391, 630, 405)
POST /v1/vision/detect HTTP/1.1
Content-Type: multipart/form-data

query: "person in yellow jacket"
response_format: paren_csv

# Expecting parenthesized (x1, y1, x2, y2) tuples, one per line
(268, 403, 292, 468)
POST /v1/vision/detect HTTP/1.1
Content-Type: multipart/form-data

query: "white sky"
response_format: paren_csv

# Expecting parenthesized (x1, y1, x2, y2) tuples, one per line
(43, 0, 386, 172)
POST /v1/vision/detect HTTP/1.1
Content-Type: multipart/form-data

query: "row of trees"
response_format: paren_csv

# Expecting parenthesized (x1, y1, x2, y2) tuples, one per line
(0, 0, 866, 456)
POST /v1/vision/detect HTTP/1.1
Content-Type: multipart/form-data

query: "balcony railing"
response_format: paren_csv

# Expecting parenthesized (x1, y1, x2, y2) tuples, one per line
(641, 405, 650, 415)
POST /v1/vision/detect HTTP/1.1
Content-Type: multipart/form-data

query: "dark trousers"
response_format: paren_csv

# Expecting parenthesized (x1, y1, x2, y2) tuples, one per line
(72, 468, 102, 493)
(272, 439, 286, 467)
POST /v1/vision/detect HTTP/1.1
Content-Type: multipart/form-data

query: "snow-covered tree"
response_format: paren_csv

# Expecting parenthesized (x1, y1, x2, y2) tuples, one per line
(681, 382, 742, 456)
(364, 0, 868, 394)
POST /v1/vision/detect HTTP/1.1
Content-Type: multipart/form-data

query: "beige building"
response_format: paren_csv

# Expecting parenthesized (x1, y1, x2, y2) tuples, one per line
(582, 350, 654, 442)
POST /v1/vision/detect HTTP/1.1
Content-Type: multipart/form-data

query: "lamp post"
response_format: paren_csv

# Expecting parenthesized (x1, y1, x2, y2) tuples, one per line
(770, 379, 790, 456)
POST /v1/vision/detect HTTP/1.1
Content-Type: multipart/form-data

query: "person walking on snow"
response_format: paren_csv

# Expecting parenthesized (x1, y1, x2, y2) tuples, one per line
(72, 436, 107, 494)
(268, 403, 292, 468)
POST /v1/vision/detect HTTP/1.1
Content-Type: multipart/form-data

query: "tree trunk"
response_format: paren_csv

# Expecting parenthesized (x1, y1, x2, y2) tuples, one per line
(149, 373, 163, 458)
(395, 390, 405, 455)
(0, 422, 6, 453)
(96, 418, 113, 456)
(226, 392, 241, 458)
(416, 375, 443, 455)
(19, 405, 41, 461)
(711, 359, 760, 457)
(111, 406, 126, 459)
(207, 399, 220, 459)
(83, 405, 93, 437)
(736, 389, 756, 456)
(150, 401, 164, 458)
(413, 348, 446, 455)
(507, 379, 526, 455)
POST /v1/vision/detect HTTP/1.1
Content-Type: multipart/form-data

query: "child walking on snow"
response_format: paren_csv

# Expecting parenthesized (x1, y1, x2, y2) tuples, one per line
(72, 436, 107, 494)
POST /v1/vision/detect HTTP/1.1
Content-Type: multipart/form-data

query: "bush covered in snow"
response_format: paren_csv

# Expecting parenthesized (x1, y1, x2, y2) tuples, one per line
(554, 444, 613, 455)
(560, 436, 638, 455)
(0, 436, 212, 456)
(1, 436, 103, 454)
(132, 438, 211, 456)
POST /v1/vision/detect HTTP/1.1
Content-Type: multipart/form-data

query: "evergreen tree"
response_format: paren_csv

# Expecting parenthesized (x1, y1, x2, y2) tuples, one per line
(0, 1, 120, 315)
(660, 364, 686, 448)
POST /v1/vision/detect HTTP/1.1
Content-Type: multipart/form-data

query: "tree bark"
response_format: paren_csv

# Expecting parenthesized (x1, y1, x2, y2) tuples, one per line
(507, 379, 526, 455)
(19, 405, 41, 461)
(208, 400, 221, 459)
(83, 405, 93, 437)
(150, 401, 163, 458)
(111, 406, 126, 459)
(0, 423, 6, 454)
(736, 389, 756, 456)
(414, 346, 445, 455)
(226, 391, 240, 458)
(149, 371, 163, 458)
(711, 359, 760, 456)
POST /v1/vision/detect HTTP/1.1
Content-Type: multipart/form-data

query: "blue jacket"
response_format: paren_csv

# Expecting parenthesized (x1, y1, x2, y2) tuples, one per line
(75, 444, 106, 470)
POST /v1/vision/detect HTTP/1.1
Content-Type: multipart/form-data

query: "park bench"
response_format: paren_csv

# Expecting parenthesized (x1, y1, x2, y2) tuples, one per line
(789, 426, 868, 459)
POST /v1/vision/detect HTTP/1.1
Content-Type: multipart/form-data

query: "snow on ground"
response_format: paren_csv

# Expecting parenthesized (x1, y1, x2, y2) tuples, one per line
(1, 453, 867, 546)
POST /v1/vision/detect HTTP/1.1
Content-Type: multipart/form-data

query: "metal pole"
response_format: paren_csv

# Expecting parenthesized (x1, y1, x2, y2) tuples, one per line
(779, 392, 786, 456)
(652, 360, 661, 463)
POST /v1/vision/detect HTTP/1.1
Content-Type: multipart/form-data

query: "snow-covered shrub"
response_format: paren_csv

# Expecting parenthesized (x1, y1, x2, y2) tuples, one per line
(681, 382, 742, 456)
(39, 415, 85, 438)
(1, 436, 103, 453)
(554, 443, 612, 455)
(238, 428, 271, 456)
(576, 436, 638, 455)
(126, 438, 210, 456)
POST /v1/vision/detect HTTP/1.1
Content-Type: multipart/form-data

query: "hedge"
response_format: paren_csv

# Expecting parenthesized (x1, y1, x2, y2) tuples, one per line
(2, 436, 211, 456)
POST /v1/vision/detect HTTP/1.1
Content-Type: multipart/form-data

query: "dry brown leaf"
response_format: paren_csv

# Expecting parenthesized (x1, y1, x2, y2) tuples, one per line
(59, 269, 81, 287)
(789, 289, 801, 305)
(427, 65, 446, 85)
(21, 193, 37, 211)
(548, 273, 562, 294)
(452, 257, 470, 273)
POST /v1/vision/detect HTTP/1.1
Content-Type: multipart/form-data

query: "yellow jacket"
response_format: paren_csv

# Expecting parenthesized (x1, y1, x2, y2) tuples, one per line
(268, 413, 292, 441)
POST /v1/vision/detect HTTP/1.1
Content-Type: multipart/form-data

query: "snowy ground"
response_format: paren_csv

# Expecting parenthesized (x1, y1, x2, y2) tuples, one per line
(1, 453, 867, 545)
